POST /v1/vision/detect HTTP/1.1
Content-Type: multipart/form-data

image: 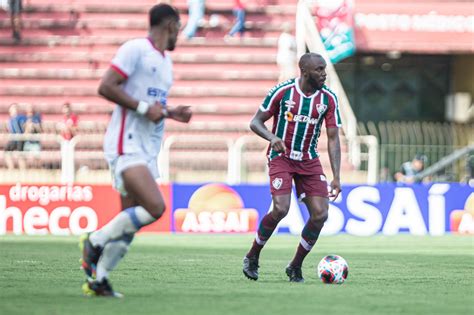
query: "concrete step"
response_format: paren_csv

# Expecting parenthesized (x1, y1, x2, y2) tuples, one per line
(0, 98, 262, 116)
(0, 35, 278, 47)
(0, 95, 266, 113)
(0, 50, 277, 64)
(0, 14, 294, 33)
(0, 85, 269, 97)
(0, 43, 277, 54)
(18, 2, 296, 15)
(0, 66, 279, 80)
(0, 29, 283, 41)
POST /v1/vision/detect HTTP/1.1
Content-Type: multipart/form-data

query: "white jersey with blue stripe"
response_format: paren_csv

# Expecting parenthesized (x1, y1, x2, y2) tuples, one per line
(103, 38, 173, 160)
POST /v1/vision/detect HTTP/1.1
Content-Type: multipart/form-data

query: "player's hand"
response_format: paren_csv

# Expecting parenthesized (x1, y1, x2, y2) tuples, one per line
(328, 178, 341, 201)
(270, 136, 286, 153)
(169, 105, 192, 123)
(145, 104, 166, 123)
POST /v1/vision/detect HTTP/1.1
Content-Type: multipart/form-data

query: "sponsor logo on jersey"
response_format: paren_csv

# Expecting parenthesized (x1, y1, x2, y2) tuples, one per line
(289, 151, 303, 160)
(287, 114, 319, 125)
(147, 87, 168, 104)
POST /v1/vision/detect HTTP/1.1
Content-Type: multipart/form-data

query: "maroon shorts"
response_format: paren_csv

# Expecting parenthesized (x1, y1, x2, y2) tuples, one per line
(268, 156, 328, 199)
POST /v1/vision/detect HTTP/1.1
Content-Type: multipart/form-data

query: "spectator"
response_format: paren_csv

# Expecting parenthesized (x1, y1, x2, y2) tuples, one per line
(8, 0, 22, 42)
(59, 102, 78, 140)
(4, 103, 26, 169)
(58, 102, 78, 182)
(226, 0, 246, 38)
(466, 154, 474, 184)
(181, 0, 205, 40)
(276, 22, 297, 82)
(394, 154, 427, 183)
(22, 104, 42, 168)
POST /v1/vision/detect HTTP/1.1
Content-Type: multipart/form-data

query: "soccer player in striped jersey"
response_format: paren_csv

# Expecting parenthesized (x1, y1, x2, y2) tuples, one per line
(80, 4, 192, 297)
(243, 53, 342, 282)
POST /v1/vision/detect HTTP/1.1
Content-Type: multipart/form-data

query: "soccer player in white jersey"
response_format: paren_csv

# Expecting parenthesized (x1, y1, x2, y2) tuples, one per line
(80, 4, 191, 297)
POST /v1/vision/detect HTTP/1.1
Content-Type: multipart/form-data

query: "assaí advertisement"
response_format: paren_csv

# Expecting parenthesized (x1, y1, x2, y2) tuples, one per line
(172, 183, 473, 235)
(174, 184, 259, 233)
(1, 183, 472, 235)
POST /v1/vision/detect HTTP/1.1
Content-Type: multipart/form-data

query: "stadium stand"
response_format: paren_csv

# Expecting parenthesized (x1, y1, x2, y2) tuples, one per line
(0, 0, 353, 183)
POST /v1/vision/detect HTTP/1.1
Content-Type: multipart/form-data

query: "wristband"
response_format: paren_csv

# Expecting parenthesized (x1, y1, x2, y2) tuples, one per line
(136, 101, 150, 115)
(161, 107, 169, 118)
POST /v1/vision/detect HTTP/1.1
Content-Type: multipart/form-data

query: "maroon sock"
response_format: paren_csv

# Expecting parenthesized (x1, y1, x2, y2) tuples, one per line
(290, 243, 311, 267)
(246, 213, 280, 258)
(290, 220, 322, 267)
(246, 239, 263, 259)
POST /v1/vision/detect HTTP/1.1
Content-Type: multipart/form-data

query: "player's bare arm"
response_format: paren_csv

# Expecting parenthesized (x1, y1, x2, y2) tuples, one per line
(250, 110, 285, 153)
(327, 127, 341, 200)
(167, 105, 193, 123)
(98, 68, 168, 122)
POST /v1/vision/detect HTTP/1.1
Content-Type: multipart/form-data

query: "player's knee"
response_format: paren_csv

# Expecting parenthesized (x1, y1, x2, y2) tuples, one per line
(145, 200, 166, 219)
(310, 209, 328, 225)
(272, 201, 290, 220)
(272, 208, 288, 221)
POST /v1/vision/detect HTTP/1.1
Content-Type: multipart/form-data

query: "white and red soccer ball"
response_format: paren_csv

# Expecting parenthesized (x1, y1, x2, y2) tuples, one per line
(317, 255, 349, 284)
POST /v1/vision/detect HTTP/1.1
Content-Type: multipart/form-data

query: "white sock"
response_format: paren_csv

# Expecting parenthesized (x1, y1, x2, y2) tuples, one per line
(96, 237, 132, 282)
(90, 206, 155, 248)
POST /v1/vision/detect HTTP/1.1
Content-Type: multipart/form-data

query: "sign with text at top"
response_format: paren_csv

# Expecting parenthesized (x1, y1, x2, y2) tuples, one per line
(172, 183, 473, 235)
(1, 182, 472, 235)
(0, 183, 172, 235)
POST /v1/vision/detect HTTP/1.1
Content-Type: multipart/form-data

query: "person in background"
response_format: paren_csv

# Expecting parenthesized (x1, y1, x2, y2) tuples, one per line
(466, 155, 474, 184)
(181, 0, 205, 40)
(227, 0, 245, 38)
(394, 154, 427, 183)
(8, 0, 22, 42)
(22, 104, 42, 168)
(59, 102, 78, 140)
(276, 22, 297, 82)
(4, 103, 26, 169)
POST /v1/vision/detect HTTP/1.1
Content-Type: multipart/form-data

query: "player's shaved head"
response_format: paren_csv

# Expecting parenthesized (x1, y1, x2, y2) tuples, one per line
(298, 53, 325, 71)
(298, 53, 327, 90)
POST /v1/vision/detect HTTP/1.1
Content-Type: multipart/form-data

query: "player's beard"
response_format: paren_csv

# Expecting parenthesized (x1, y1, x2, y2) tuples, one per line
(167, 38, 177, 51)
(308, 75, 324, 90)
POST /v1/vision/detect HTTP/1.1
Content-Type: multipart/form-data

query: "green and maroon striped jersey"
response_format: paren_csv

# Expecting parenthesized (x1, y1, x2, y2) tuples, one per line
(259, 78, 341, 161)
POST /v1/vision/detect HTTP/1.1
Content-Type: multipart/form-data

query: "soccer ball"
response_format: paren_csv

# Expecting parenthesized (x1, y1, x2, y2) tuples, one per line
(317, 255, 349, 284)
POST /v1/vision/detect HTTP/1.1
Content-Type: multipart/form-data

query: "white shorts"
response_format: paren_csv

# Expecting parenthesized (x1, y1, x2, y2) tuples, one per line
(107, 153, 159, 196)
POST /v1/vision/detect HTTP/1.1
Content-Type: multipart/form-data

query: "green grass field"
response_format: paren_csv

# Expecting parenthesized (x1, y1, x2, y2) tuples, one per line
(0, 234, 473, 315)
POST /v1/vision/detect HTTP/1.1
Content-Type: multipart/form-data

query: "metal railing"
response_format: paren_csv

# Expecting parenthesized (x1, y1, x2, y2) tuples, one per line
(159, 135, 234, 183)
(0, 133, 103, 184)
(158, 135, 268, 184)
(295, 0, 378, 183)
(360, 121, 474, 181)
(414, 144, 474, 182)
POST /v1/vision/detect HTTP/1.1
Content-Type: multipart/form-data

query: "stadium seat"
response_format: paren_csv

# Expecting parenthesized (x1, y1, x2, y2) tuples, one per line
(0, 0, 353, 181)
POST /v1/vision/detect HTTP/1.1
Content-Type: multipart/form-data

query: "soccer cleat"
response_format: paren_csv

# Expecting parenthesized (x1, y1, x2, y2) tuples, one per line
(82, 278, 123, 298)
(242, 256, 259, 281)
(79, 233, 102, 279)
(285, 264, 304, 283)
